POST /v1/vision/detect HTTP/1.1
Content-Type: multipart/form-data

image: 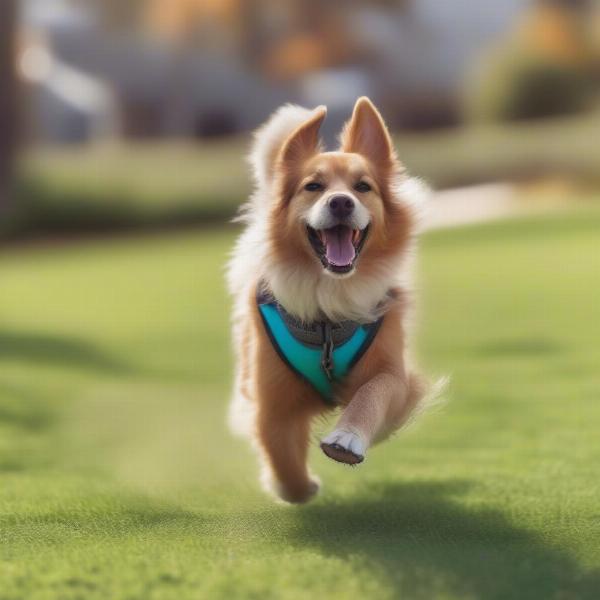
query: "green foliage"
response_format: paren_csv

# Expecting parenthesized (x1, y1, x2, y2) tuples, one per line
(467, 47, 593, 122)
(5, 111, 600, 242)
(0, 207, 600, 598)
(4, 141, 249, 240)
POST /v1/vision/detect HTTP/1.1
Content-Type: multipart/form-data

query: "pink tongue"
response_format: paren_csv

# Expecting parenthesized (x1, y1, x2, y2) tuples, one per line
(324, 226, 355, 266)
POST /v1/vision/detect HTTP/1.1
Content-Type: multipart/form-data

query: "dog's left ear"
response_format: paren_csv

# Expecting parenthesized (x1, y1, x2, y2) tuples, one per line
(340, 97, 396, 169)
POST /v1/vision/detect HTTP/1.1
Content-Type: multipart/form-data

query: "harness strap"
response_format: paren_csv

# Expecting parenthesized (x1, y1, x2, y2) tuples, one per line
(256, 285, 383, 403)
(321, 322, 334, 381)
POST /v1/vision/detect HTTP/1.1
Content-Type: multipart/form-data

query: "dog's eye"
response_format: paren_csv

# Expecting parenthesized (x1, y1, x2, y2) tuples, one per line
(304, 182, 324, 192)
(355, 181, 371, 193)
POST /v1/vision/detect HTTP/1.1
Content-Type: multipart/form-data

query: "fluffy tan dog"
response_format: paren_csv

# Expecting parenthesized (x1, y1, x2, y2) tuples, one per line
(228, 97, 431, 503)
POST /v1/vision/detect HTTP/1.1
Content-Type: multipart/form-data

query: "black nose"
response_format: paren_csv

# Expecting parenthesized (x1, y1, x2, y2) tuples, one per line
(328, 195, 355, 219)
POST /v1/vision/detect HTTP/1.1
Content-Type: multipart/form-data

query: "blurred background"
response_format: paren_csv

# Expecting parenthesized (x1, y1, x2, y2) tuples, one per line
(1, 2, 600, 597)
(1, 0, 600, 235)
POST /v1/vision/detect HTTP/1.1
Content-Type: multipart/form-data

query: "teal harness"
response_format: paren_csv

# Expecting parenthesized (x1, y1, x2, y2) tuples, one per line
(257, 287, 383, 403)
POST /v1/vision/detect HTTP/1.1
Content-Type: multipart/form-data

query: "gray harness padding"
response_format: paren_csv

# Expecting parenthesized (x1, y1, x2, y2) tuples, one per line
(277, 303, 361, 348)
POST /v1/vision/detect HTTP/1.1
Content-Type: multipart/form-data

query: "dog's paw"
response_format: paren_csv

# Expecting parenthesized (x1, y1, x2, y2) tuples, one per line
(279, 478, 320, 504)
(320, 428, 366, 465)
(262, 471, 321, 504)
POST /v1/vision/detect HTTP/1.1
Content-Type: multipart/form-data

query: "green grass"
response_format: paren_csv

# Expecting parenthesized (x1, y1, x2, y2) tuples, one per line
(0, 207, 599, 599)
(7, 108, 600, 239)
(6, 140, 249, 239)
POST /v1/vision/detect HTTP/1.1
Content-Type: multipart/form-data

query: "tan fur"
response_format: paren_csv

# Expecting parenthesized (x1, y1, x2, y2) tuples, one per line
(228, 97, 431, 503)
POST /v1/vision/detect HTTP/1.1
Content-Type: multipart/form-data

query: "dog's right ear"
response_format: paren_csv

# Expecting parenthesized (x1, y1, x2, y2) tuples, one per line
(277, 106, 327, 169)
(249, 104, 326, 192)
(274, 106, 326, 203)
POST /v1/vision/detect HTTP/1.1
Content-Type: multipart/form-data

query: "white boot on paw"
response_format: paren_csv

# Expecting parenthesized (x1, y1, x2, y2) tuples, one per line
(320, 428, 366, 465)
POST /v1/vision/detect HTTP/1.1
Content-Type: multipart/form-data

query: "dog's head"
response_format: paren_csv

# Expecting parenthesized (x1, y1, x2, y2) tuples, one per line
(268, 98, 414, 280)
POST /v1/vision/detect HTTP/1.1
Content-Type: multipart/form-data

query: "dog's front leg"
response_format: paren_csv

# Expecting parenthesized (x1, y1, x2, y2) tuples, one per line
(257, 403, 320, 503)
(321, 373, 408, 465)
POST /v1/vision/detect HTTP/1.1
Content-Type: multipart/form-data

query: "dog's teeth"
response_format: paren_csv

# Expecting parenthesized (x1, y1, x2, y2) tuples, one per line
(352, 230, 360, 244)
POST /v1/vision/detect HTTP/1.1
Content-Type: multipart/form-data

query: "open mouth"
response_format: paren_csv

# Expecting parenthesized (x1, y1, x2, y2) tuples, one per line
(307, 224, 369, 274)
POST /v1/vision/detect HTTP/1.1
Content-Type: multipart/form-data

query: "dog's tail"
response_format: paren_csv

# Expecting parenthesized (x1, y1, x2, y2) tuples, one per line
(248, 104, 325, 191)
(373, 371, 448, 445)
(403, 371, 449, 430)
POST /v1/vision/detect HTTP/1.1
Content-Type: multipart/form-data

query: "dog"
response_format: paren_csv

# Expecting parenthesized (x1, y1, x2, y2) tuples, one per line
(227, 97, 432, 503)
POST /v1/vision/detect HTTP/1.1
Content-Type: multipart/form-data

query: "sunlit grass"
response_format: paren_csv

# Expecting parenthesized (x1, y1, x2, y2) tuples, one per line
(0, 207, 599, 598)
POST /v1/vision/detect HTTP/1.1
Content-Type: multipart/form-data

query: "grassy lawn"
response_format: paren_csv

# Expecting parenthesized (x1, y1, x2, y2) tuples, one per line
(7, 108, 600, 239)
(0, 207, 599, 599)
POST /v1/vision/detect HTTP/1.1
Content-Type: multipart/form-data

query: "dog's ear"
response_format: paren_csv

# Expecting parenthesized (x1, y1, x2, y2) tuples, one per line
(340, 97, 395, 169)
(278, 106, 327, 168)
(276, 106, 326, 202)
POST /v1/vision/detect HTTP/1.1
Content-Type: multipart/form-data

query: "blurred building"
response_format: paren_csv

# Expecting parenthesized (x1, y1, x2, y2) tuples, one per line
(19, 0, 580, 145)
(19, 0, 116, 143)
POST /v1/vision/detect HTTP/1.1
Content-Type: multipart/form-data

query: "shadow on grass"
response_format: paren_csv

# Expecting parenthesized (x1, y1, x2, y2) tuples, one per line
(0, 330, 132, 374)
(3, 480, 599, 598)
(0, 381, 55, 432)
(0, 381, 61, 472)
(287, 480, 600, 600)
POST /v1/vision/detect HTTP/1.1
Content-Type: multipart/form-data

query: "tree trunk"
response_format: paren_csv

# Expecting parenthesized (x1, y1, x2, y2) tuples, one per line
(0, 0, 18, 211)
